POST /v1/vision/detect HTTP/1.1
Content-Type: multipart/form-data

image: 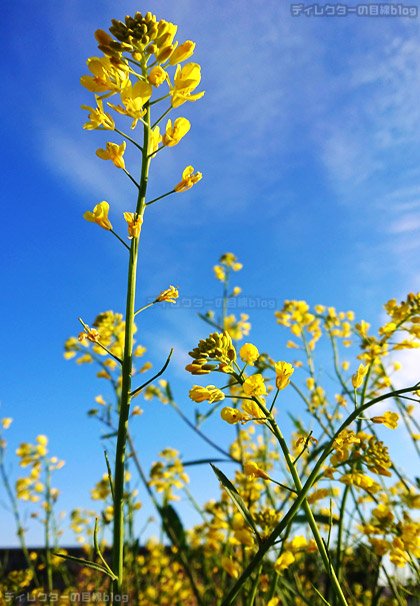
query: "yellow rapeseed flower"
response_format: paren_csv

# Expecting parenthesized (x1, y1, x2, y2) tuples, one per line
(170, 62, 205, 108)
(274, 361, 294, 390)
(84, 201, 113, 230)
(162, 117, 191, 146)
(241, 400, 266, 423)
(108, 79, 153, 129)
(371, 411, 399, 429)
(243, 461, 270, 480)
(189, 385, 225, 403)
(243, 374, 267, 397)
(169, 41, 196, 65)
(150, 126, 162, 157)
(1, 418, 12, 429)
(352, 363, 369, 389)
(148, 65, 167, 87)
(220, 407, 248, 424)
(239, 343, 259, 366)
(274, 552, 295, 573)
(96, 141, 126, 169)
(221, 556, 240, 579)
(123, 212, 143, 239)
(155, 286, 179, 303)
(81, 98, 115, 130)
(213, 265, 226, 281)
(80, 56, 128, 95)
(174, 166, 202, 192)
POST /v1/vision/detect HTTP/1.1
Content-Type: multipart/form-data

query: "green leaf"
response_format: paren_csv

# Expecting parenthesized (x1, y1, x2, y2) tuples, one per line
(52, 552, 117, 580)
(210, 464, 262, 545)
(159, 504, 186, 549)
(183, 458, 232, 467)
(101, 432, 118, 439)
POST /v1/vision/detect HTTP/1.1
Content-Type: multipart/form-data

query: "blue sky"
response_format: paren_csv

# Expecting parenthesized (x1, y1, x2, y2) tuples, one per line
(2, 0, 420, 546)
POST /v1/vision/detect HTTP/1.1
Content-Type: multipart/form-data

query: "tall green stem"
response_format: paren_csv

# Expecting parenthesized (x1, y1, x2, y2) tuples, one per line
(112, 102, 151, 601)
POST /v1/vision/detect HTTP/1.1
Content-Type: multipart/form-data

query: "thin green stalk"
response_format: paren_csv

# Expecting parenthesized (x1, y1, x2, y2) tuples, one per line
(111, 100, 151, 601)
(110, 229, 130, 251)
(146, 190, 175, 206)
(126, 431, 205, 606)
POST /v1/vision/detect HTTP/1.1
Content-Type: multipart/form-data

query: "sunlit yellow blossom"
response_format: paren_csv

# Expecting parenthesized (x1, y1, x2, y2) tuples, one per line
(213, 265, 226, 281)
(155, 286, 179, 304)
(162, 117, 191, 147)
(220, 407, 248, 424)
(96, 141, 126, 169)
(232, 286, 241, 296)
(371, 411, 399, 429)
(36, 435, 48, 446)
(108, 79, 153, 129)
(97, 370, 111, 379)
(80, 56, 128, 95)
(1, 418, 12, 429)
(148, 65, 167, 87)
(352, 363, 369, 389)
(274, 552, 295, 573)
(307, 488, 329, 504)
(169, 41, 195, 65)
(239, 343, 259, 366)
(78, 324, 100, 343)
(242, 400, 266, 424)
(355, 320, 370, 338)
(243, 460, 270, 480)
(82, 98, 115, 130)
(123, 212, 143, 239)
(289, 536, 308, 550)
(84, 201, 113, 230)
(169, 62, 205, 108)
(221, 556, 240, 579)
(274, 361, 294, 390)
(174, 166, 202, 193)
(243, 374, 267, 397)
(189, 385, 225, 403)
(149, 126, 162, 157)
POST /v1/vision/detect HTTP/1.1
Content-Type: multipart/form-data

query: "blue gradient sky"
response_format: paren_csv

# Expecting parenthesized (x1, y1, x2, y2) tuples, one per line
(2, 0, 420, 546)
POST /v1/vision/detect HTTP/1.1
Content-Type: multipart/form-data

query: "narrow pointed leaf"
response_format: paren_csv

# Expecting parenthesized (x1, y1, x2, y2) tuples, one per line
(211, 464, 262, 545)
(52, 552, 117, 580)
(159, 504, 186, 549)
(183, 458, 232, 467)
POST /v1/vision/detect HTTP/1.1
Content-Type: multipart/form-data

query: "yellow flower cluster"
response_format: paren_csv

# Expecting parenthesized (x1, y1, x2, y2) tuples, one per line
(149, 448, 189, 501)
